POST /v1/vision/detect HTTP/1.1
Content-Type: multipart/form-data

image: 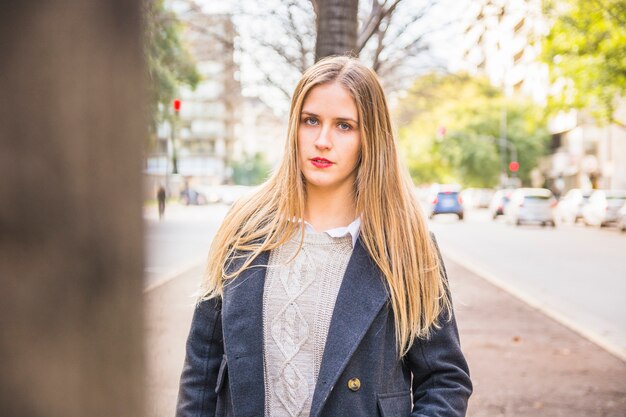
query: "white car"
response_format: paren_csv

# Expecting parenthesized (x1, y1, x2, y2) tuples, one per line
(461, 188, 495, 209)
(617, 205, 626, 233)
(504, 188, 557, 227)
(581, 189, 626, 227)
(556, 188, 592, 224)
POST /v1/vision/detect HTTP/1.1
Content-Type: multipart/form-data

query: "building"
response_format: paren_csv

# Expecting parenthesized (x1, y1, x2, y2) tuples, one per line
(234, 96, 287, 169)
(146, 12, 240, 194)
(460, 0, 549, 104)
(546, 106, 626, 193)
(460, 0, 626, 193)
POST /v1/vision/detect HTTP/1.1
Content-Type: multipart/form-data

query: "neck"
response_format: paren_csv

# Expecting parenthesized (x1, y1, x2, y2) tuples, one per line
(304, 183, 357, 232)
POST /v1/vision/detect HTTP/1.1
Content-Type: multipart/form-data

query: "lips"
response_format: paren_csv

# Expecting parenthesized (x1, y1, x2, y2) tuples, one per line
(310, 157, 333, 168)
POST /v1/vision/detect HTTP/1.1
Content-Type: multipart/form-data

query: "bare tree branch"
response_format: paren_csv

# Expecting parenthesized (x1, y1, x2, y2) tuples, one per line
(356, 0, 402, 54)
(371, 16, 390, 72)
(249, 54, 293, 101)
(238, 0, 314, 101)
(286, 0, 315, 72)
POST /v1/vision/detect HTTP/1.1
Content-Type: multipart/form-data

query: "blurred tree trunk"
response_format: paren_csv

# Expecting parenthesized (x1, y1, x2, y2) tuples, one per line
(315, 0, 359, 60)
(0, 1, 145, 417)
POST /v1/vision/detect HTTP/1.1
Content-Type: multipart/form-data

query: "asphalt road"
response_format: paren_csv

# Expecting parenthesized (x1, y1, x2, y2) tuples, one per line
(144, 201, 626, 360)
(143, 203, 230, 291)
(428, 208, 626, 361)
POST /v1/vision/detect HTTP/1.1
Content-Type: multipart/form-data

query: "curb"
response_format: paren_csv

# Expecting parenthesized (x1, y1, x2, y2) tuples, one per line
(144, 258, 205, 293)
(441, 245, 626, 363)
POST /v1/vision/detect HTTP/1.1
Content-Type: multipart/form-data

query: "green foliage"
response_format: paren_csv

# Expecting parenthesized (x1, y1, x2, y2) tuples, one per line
(396, 73, 550, 187)
(144, 0, 200, 142)
(542, 0, 626, 125)
(232, 152, 272, 185)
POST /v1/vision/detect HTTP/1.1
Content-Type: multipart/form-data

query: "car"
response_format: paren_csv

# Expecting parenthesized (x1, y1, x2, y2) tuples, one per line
(428, 189, 464, 220)
(215, 185, 257, 205)
(581, 189, 626, 227)
(556, 188, 592, 224)
(488, 189, 512, 219)
(179, 188, 208, 205)
(617, 205, 626, 233)
(504, 188, 557, 227)
(460, 188, 495, 209)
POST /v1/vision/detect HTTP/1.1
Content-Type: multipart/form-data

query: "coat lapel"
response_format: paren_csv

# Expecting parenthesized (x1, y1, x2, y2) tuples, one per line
(309, 238, 389, 417)
(222, 250, 269, 417)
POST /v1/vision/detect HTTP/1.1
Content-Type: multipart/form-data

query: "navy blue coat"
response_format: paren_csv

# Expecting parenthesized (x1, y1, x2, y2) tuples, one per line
(176, 234, 472, 417)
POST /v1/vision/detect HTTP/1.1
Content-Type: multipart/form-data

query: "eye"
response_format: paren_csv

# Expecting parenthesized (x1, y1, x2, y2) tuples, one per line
(338, 122, 352, 131)
(302, 116, 319, 126)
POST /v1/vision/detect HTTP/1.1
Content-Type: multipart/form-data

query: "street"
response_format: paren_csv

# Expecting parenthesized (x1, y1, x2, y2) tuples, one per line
(143, 200, 626, 417)
(428, 208, 626, 360)
(145, 201, 626, 361)
(144, 203, 230, 290)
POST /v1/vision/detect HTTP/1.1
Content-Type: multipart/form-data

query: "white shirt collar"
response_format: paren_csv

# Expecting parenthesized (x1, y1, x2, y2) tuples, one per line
(303, 217, 361, 248)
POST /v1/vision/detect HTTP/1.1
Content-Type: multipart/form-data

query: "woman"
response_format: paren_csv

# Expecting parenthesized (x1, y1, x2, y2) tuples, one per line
(176, 56, 472, 417)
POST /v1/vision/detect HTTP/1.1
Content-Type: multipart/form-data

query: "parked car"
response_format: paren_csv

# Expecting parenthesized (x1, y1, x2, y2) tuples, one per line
(618, 205, 626, 232)
(215, 185, 257, 205)
(488, 189, 512, 219)
(581, 189, 626, 227)
(180, 188, 207, 205)
(428, 189, 464, 220)
(556, 188, 592, 224)
(504, 188, 557, 227)
(460, 188, 495, 209)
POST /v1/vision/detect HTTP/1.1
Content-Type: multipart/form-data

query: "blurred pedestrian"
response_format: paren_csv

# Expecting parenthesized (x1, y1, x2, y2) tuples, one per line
(176, 57, 472, 417)
(157, 185, 166, 220)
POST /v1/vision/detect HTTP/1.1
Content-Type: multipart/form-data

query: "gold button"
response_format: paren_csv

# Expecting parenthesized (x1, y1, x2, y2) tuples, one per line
(347, 377, 361, 391)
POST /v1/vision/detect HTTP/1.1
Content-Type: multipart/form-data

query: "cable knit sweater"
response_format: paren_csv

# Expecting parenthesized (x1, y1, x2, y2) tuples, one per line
(262, 232, 354, 417)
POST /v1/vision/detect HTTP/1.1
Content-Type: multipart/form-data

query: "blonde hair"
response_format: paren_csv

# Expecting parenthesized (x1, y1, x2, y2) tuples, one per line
(201, 56, 450, 356)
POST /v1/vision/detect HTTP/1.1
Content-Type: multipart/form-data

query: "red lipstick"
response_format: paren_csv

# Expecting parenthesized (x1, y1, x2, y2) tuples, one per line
(310, 157, 333, 168)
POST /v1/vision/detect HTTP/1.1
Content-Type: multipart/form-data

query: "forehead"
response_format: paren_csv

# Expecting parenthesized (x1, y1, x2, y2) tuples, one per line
(301, 82, 358, 119)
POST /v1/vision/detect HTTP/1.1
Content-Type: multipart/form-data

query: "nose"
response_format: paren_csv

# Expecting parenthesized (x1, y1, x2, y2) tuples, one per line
(314, 125, 332, 150)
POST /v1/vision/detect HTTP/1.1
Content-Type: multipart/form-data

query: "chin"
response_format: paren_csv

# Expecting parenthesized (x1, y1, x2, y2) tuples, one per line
(305, 175, 351, 191)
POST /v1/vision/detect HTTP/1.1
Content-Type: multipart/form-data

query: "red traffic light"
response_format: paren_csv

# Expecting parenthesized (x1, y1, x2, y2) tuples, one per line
(173, 99, 181, 112)
(509, 161, 519, 172)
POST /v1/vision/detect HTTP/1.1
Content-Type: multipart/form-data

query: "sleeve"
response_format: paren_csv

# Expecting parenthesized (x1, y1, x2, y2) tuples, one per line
(406, 232, 473, 417)
(175, 297, 224, 417)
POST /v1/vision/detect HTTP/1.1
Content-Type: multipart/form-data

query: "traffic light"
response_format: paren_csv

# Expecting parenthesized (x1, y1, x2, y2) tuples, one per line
(509, 161, 519, 172)
(173, 98, 181, 113)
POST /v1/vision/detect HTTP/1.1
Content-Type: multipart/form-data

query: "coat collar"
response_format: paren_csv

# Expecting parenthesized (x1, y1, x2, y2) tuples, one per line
(221, 238, 388, 417)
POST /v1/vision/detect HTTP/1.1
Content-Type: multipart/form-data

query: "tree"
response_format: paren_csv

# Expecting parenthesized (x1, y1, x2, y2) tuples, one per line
(231, 0, 450, 110)
(396, 73, 550, 187)
(542, 0, 626, 126)
(1, 1, 145, 416)
(314, 0, 359, 59)
(232, 152, 273, 185)
(144, 0, 200, 144)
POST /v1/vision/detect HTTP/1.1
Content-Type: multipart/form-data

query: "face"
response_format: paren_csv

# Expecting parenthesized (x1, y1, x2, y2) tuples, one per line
(298, 82, 361, 193)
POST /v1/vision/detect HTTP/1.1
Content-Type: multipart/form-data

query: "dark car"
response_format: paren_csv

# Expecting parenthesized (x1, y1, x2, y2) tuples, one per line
(179, 188, 207, 205)
(429, 191, 464, 220)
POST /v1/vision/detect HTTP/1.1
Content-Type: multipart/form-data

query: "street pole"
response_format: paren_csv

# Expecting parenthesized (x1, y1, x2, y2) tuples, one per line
(500, 107, 508, 187)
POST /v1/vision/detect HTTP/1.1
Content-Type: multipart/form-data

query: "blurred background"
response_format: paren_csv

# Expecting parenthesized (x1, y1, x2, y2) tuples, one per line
(144, 0, 626, 416)
(1, 0, 624, 417)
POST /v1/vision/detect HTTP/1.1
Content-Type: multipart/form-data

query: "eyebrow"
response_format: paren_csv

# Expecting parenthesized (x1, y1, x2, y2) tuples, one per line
(301, 111, 358, 125)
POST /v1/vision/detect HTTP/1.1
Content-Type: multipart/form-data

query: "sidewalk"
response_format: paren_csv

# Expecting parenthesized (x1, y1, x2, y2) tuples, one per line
(145, 255, 626, 417)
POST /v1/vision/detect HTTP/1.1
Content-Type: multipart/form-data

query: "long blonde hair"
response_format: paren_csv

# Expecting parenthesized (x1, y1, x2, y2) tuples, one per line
(201, 56, 450, 356)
